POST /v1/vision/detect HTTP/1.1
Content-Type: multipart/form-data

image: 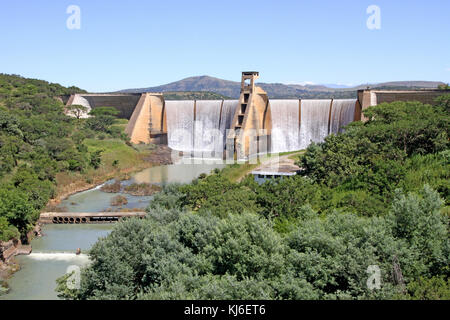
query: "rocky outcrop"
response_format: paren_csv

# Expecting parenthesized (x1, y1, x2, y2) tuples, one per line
(0, 240, 20, 263)
(143, 145, 174, 165)
(0, 224, 40, 266)
(0, 239, 33, 265)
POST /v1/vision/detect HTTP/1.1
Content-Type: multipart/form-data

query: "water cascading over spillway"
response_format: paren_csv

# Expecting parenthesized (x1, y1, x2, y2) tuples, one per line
(219, 100, 239, 149)
(298, 99, 332, 150)
(270, 99, 356, 153)
(165, 100, 238, 157)
(165, 100, 195, 152)
(194, 100, 223, 155)
(270, 100, 300, 153)
(196, 100, 238, 157)
(329, 99, 357, 134)
(28, 252, 90, 263)
(166, 98, 355, 156)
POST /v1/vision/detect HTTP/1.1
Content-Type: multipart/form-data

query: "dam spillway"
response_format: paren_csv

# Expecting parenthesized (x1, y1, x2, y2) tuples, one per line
(66, 94, 358, 158)
(330, 99, 358, 134)
(165, 100, 195, 152)
(165, 99, 238, 157)
(220, 100, 240, 149)
(269, 100, 301, 153)
(65, 72, 445, 159)
(270, 99, 357, 153)
(165, 98, 356, 155)
(194, 100, 224, 155)
(299, 99, 333, 151)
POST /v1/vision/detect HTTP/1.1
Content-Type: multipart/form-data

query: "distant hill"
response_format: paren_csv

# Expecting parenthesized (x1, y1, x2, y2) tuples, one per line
(121, 76, 241, 98)
(119, 76, 445, 99)
(163, 91, 231, 100)
(351, 81, 445, 90)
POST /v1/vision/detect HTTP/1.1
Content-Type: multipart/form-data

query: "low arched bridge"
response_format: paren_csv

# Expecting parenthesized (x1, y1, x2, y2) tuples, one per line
(39, 212, 147, 224)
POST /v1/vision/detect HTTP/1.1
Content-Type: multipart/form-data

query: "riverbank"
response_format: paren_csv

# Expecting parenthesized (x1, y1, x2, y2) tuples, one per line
(46, 143, 173, 208)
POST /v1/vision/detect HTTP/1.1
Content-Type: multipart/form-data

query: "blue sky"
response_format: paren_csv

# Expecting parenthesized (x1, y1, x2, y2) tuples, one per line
(0, 0, 449, 92)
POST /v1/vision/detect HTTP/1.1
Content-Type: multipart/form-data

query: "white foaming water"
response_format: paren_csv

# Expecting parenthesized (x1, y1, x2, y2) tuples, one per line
(166, 100, 238, 157)
(194, 100, 223, 155)
(270, 100, 300, 153)
(329, 99, 357, 134)
(165, 98, 355, 155)
(219, 100, 238, 150)
(28, 252, 90, 263)
(73, 181, 107, 196)
(166, 100, 195, 152)
(299, 99, 332, 150)
(91, 181, 108, 190)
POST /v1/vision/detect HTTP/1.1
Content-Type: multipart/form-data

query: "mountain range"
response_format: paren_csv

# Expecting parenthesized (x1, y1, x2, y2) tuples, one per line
(118, 76, 445, 99)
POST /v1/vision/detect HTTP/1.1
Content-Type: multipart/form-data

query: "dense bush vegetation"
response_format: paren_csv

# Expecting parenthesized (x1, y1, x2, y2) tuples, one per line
(59, 96, 449, 300)
(0, 74, 130, 242)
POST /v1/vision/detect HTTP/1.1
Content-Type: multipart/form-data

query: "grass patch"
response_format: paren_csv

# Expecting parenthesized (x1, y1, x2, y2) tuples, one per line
(111, 195, 128, 206)
(84, 138, 146, 169)
(220, 162, 260, 182)
(110, 119, 129, 132)
(0, 281, 10, 296)
(287, 150, 306, 160)
(123, 183, 162, 196)
(100, 180, 122, 193)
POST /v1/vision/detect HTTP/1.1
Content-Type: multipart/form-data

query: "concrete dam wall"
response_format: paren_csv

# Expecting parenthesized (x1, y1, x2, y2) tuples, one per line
(357, 89, 447, 121)
(67, 93, 142, 119)
(65, 73, 447, 158)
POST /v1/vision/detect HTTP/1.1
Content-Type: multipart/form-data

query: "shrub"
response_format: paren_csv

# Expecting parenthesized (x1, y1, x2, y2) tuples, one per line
(110, 195, 128, 207)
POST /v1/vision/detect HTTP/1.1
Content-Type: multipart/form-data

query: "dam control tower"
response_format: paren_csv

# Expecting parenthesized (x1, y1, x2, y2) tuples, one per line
(227, 72, 271, 160)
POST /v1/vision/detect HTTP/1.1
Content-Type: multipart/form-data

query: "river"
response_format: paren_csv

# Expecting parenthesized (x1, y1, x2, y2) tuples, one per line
(0, 161, 225, 300)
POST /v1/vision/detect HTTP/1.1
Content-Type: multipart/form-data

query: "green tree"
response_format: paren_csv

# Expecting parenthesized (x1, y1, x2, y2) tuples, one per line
(90, 149, 103, 169)
(0, 187, 37, 237)
(66, 104, 88, 119)
(405, 276, 450, 300)
(85, 107, 119, 132)
(435, 93, 450, 113)
(88, 107, 120, 117)
(437, 83, 450, 91)
(0, 216, 19, 242)
(388, 185, 449, 277)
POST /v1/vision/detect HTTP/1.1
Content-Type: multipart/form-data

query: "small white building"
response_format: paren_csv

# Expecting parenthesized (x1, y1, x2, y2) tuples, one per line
(251, 170, 298, 184)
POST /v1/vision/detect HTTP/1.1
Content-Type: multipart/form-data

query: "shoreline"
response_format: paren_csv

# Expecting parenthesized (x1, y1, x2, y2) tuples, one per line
(48, 160, 153, 207)
(47, 145, 174, 207)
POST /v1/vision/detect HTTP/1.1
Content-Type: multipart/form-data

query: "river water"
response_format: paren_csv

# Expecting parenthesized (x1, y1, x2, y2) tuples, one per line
(0, 161, 224, 300)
